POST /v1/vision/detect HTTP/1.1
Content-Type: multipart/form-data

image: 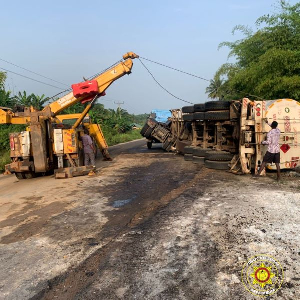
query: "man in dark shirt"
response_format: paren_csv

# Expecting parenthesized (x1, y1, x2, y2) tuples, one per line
(81, 129, 96, 167)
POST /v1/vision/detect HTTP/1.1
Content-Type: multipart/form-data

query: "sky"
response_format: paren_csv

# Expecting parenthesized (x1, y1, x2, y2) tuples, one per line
(0, 0, 298, 114)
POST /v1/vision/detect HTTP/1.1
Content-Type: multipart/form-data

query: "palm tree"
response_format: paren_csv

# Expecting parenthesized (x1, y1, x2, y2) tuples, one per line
(13, 91, 49, 110)
(31, 94, 49, 110)
(0, 90, 15, 108)
(206, 77, 224, 100)
(14, 91, 33, 107)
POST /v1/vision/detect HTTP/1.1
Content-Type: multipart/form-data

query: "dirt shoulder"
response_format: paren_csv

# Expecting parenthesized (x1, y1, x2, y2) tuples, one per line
(71, 171, 299, 300)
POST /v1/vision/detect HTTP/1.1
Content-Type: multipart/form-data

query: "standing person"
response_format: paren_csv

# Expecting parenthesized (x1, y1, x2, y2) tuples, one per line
(81, 129, 96, 167)
(254, 120, 281, 180)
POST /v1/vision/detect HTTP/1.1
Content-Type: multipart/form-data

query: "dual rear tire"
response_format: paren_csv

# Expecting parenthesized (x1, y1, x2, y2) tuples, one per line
(183, 146, 233, 170)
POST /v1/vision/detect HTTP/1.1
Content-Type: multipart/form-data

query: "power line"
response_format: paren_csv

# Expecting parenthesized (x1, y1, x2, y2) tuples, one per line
(140, 56, 210, 82)
(140, 56, 266, 100)
(0, 58, 69, 87)
(138, 59, 194, 105)
(0, 67, 66, 90)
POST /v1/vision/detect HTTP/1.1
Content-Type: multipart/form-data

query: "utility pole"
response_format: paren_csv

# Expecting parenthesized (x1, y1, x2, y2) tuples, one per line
(114, 101, 124, 110)
(114, 101, 124, 119)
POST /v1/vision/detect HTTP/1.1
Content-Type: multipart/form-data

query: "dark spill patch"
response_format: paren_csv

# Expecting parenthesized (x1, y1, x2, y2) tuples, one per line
(29, 152, 214, 300)
(0, 201, 68, 244)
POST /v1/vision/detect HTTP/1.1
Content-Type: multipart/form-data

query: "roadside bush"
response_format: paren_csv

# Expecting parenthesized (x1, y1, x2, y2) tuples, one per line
(0, 125, 26, 151)
(0, 150, 10, 172)
(102, 128, 141, 146)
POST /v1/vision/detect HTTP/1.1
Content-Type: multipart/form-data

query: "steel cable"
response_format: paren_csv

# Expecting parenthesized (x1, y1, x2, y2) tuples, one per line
(139, 56, 210, 82)
(0, 58, 69, 87)
(0, 67, 65, 90)
(138, 58, 194, 105)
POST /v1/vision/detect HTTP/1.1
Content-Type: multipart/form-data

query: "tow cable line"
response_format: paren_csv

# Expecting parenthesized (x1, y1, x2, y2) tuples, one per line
(139, 56, 210, 82)
(138, 58, 194, 105)
(140, 56, 266, 101)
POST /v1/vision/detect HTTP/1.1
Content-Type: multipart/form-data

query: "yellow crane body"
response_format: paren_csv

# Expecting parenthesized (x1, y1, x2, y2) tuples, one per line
(0, 52, 139, 178)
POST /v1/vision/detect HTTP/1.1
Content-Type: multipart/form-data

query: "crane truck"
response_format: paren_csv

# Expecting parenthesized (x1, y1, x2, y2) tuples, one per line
(0, 52, 139, 178)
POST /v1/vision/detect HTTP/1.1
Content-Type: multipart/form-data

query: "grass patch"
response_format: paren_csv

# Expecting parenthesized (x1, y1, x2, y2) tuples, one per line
(104, 129, 142, 146)
(0, 150, 10, 172)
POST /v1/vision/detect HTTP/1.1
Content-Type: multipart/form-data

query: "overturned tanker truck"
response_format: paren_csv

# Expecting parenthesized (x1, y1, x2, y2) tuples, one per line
(141, 99, 300, 174)
(180, 98, 300, 174)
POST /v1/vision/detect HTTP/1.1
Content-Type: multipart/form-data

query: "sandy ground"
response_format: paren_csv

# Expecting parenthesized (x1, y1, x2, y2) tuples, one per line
(0, 139, 299, 299)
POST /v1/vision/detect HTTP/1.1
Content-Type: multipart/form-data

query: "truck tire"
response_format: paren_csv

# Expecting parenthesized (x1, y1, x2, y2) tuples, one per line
(205, 101, 231, 111)
(204, 111, 230, 121)
(192, 147, 212, 157)
(184, 146, 195, 154)
(182, 106, 194, 113)
(24, 172, 36, 179)
(193, 112, 205, 120)
(140, 123, 150, 136)
(184, 153, 193, 161)
(205, 160, 230, 170)
(144, 127, 155, 139)
(205, 151, 234, 161)
(183, 114, 194, 121)
(147, 141, 152, 149)
(15, 172, 25, 179)
(193, 156, 205, 164)
(194, 103, 205, 112)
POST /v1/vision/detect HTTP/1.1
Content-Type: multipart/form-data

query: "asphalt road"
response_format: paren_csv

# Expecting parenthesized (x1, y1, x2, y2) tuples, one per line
(0, 139, 299, 299)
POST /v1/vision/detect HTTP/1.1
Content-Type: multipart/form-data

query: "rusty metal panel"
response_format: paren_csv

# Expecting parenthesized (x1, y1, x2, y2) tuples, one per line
(9, 133, 22, 157)
(30, 123, 48, 172)
(63, 129, 77, 154)
(54, 165, 94, 179)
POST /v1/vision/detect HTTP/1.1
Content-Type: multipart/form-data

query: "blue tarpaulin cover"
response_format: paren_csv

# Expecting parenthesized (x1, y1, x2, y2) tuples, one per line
(150, 109, 171, 123)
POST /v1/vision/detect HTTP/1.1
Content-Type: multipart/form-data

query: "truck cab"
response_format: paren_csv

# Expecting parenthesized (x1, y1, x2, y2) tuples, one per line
(140, 109, 175, 150)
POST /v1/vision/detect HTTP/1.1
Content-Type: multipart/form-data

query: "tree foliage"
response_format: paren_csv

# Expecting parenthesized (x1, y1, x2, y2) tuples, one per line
(13, 91, 49, 110)
(205, 76, 224, 100)
(209, 1, 300, 100)
(0, 71, 6, 90)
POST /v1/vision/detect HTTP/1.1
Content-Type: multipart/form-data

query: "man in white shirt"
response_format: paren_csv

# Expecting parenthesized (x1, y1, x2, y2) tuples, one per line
(254, 120, 281, 181)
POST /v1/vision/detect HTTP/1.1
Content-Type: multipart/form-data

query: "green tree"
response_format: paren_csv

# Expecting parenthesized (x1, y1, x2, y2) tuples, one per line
(205, 76, 224, 100)
(62, 102, 84, 114)
(14, 91, 33, 107)
(13, 91, 50, 110)
(214, 1, 300, 100)
(0, 71, 6, 89)
(31, 94, 49, 110)
(0, 90, 16, 108)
